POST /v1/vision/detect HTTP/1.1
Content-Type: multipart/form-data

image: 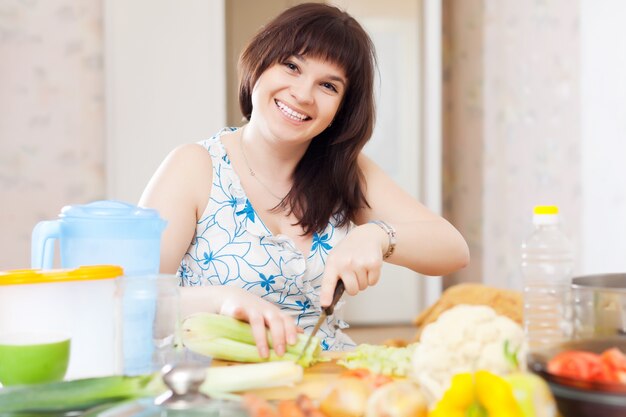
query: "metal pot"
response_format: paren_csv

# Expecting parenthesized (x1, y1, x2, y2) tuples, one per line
(572, 273, 626, 339)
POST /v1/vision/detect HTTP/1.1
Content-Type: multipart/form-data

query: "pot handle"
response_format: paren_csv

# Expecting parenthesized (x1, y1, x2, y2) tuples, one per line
(31, 220, 60, 269)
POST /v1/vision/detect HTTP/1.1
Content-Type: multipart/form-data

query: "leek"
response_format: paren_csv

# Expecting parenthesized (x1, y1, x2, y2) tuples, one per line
(0, 374, 158, 413)
(182, 313, 322, 367)
(0, 361, 302, 414)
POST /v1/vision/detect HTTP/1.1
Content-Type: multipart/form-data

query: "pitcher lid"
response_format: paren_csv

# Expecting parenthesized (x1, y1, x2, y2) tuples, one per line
(0, 265, 124, 286)
(60, 200, 162, 220)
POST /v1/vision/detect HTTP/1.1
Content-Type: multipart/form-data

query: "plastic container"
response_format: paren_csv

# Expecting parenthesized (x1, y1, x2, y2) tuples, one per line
(0, 266, 123, 380)
(116, 274, 181, 375)
(31, 200, 166, 275)
(521, 205, 575, 352)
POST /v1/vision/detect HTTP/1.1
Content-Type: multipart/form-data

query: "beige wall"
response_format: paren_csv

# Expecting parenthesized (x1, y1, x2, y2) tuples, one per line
(0, 1, 105, 270)
(443, 0, 581, 288)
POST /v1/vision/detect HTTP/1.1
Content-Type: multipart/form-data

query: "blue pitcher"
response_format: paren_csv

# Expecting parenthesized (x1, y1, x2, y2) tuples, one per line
(31, 200, 166, 275)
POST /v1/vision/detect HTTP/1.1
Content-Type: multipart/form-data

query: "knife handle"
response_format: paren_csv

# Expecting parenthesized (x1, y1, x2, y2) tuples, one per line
(324, 280, 345, 316)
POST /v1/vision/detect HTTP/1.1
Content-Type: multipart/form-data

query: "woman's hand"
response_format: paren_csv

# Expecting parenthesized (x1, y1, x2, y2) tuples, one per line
(180, 285, 298, 358)
(319, 223, 388, 307)
(216, 286, 299, 359)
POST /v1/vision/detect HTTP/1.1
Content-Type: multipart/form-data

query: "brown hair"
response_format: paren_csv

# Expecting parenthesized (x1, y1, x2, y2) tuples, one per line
(238, 3, 376, 234)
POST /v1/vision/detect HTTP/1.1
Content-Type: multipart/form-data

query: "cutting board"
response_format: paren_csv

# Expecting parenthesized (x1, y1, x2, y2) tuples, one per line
(212, 353, 345, 400)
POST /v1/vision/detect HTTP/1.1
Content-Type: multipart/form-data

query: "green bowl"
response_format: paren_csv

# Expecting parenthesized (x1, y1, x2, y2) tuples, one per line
(0, 333, 70, 386)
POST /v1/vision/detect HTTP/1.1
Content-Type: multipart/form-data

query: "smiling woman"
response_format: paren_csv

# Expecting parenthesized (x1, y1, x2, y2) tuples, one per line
(139, 2, 469, 360)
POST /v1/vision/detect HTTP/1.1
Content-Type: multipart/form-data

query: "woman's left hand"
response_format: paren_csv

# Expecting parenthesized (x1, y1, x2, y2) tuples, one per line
(319, 223, 389, 307)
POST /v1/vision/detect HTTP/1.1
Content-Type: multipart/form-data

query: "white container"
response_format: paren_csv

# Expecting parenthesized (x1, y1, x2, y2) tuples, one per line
(0, 266, 123, 379)
(521, 205, 574, 352)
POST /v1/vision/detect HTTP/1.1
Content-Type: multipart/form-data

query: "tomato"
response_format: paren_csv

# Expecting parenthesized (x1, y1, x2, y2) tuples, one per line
(548, 348, 626, 384)
(548, 350, 603, 380)
(601, 347, 626, 383)
(601, 348, 626, 371)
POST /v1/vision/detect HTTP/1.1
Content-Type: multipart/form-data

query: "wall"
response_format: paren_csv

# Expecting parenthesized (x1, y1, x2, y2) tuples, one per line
(105, 0, 226, 203)
(444, 0, 626, 287)
(580, 0, 626, 274)
(443, 0, 582, 288)
(0, 1, 105, 270)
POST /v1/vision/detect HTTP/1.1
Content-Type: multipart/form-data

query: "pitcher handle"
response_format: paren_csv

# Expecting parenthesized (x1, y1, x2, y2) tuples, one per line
(31, 220, 60, 269)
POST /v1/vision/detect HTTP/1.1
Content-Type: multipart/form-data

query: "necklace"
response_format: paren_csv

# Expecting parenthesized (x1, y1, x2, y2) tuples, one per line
(239, 134, 287, 201)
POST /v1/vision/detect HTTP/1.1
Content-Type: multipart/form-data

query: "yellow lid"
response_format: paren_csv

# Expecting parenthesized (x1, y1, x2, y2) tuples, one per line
(533, 205, 559, 215)
(0, 265, 124, 286)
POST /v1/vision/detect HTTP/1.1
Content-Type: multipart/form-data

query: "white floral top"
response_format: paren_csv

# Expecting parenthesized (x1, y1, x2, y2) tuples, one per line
(177, 128, 355, 351)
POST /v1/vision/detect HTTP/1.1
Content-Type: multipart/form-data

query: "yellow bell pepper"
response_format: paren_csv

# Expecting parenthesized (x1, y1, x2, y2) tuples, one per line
(430, 371, 523, 417)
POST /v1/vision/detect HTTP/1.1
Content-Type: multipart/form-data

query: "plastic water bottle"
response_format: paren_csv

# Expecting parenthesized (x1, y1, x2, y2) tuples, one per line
(521, 205, 574, 352)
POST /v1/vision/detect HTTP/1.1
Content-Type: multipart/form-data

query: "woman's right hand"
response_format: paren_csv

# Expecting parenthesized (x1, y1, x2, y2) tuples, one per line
(215, 286, 299, 358)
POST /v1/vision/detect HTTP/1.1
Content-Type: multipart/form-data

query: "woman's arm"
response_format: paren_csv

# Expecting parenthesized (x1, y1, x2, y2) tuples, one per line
(354, 153, 470, 275)
(320, 153, 469, 306)
(139, 143, 212, 273)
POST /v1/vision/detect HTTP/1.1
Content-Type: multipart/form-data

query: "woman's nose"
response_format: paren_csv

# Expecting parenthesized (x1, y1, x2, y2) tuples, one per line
(289, 80, 314, 104)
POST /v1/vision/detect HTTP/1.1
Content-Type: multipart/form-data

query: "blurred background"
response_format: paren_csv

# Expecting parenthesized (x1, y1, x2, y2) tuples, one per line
(1, 0, 625, 325)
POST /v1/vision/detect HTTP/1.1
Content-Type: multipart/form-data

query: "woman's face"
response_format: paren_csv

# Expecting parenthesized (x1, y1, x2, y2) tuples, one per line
(249, 54, 347, 145)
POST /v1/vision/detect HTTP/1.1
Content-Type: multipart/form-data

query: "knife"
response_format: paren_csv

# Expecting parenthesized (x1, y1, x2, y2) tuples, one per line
(297, 280, 345, 362)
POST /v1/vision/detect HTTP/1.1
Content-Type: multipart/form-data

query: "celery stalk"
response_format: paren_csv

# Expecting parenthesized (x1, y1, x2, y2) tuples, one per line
(202, 361, 303, 393)
(182, 313, 322, 367)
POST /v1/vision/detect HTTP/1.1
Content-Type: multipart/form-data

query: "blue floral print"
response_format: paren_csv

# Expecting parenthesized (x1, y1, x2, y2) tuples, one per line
(176, 128, 355, 351)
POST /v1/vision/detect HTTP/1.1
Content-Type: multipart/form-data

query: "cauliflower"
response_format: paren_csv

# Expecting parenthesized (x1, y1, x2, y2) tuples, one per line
(410, 304, 526, 404)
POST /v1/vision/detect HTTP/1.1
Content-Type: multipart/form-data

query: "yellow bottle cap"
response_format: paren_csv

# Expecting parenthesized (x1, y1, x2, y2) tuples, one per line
(533, 205, 559, 215)
(0, 265, 124, 286)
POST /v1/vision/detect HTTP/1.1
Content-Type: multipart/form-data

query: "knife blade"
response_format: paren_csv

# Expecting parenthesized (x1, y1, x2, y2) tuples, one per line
(297, 280, 345, 362)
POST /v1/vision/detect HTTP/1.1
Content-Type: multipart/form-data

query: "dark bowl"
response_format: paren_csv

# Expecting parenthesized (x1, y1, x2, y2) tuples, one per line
(528, 337, 626, 417)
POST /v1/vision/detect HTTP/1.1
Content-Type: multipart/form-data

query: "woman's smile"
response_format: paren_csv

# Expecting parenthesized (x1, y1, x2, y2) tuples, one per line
(275, 99, 312, 122)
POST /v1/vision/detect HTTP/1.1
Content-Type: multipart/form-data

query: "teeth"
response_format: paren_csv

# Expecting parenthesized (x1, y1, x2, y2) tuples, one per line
(276, 100, 309, 121)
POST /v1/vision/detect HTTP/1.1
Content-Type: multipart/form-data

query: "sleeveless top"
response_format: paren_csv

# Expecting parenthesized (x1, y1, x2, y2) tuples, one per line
(176, 128, 356, 351)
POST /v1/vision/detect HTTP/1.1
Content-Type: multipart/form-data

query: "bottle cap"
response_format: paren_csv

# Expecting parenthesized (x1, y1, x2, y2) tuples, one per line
(533, 205, 560, 225)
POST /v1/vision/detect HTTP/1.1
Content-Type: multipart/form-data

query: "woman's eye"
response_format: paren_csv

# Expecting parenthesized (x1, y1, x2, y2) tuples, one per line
(284, 62, 298, 71)
(322, 82, 338, 93)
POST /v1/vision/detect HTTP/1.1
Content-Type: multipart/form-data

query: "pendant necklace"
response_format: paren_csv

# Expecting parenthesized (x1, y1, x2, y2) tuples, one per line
(239, 133, 287, 201)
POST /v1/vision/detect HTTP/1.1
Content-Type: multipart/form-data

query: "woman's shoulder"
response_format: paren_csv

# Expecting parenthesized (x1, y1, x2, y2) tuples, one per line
(167, 127, 236, 167)
(166, 142, 212, 170)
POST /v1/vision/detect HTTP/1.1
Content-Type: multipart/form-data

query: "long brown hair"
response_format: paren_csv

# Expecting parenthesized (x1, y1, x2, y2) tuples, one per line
(238, 3, 376, 234)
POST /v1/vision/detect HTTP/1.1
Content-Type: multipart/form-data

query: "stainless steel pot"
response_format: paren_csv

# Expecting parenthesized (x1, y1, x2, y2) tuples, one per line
(572, 273, 626, 339)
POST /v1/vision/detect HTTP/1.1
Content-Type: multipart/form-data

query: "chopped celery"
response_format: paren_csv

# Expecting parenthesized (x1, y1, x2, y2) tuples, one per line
(337, 343, 418, 377)
(182, 313, 322, 367)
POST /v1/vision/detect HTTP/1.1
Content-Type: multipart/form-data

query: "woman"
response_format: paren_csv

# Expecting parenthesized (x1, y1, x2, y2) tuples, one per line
(140, 3, 469, 357)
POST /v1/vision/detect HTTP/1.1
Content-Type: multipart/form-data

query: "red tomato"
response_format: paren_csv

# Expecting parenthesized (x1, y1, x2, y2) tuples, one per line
(547, 350, 603, 380)
(600, 348, 626, 383)
(548, 348, 626, 384)
(601, 348, 626, 371)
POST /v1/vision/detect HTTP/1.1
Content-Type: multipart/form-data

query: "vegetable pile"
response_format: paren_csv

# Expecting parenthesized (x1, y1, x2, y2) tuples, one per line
(410, 304, 526, 402)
